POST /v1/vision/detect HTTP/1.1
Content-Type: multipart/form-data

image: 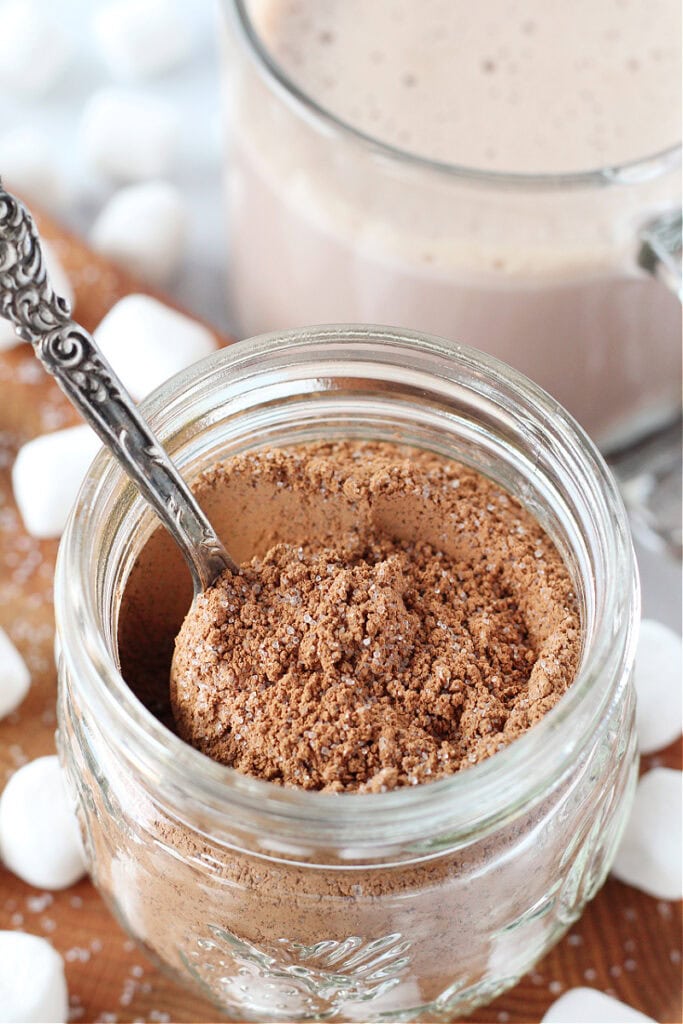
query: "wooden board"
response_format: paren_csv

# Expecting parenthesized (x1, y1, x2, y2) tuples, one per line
(0, 210, 680, 1024)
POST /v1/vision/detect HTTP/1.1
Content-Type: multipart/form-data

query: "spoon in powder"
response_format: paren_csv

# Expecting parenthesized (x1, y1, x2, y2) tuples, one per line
(0, 181, 238, 594)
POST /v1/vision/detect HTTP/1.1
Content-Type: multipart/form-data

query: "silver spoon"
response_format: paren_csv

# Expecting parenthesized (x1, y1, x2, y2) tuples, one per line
(0, 181, 238, 593)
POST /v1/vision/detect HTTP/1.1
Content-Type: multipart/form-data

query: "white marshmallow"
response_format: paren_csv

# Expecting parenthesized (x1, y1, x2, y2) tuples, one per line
(611, 767, 682, 900)
(0, 318, 19, 351)
(81, 88, 179, 182)
(634, 619, 683, 754)
(12, 425, 100, 539)
(94, 294, 216, 400)
(93, 0, 196, 81)
(0, 0, 71, 97)
(0, 241, 74, 352)
(0, 755, 86, 891)
(42, 242, 75, 311)
(0, 628, 30, 720)
(91, 181, 187, 285)
(0, 931, 68, 1024)
(0, 128, 69, 213)
(542, 988, 654, 1023)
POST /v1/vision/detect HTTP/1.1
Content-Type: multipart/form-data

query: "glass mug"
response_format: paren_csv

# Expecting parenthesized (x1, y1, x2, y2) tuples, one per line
(56, 328, 639, 1022)
(220, 0, 681, 455)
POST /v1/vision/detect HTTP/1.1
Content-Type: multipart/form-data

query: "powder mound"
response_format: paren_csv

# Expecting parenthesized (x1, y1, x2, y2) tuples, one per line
(171, 518, 578, 792)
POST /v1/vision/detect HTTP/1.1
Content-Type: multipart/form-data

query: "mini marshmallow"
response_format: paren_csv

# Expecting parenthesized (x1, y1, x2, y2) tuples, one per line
(0, 318, 19, 352)
(0, 0, 71, 97)
(634, 619, 683, 754)
(0, 628, 30, 720)
(542, 987, 654, 1023)
(611, 767, 682, 900)
(0, 755, 86, 890)
(42, 243, 75, 310)
(12, 425, 100, 539)
(94, 294, 216, 399)
(93, 0, 196, 81)
(91, 181, 187, 284)
(0, 931, 68, 1024)
(81, 88, 179, 182)
(0, 241, 74, 352)
(0, 128, 69, 213)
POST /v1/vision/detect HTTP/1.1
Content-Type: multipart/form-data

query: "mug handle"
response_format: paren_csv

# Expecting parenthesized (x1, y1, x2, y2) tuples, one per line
(637, 208, 682, 299)
(609, 209, 682, 558)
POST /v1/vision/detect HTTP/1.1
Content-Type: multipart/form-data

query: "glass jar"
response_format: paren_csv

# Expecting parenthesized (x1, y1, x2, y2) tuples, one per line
(55, 327, 640, 1023)
(220, 0, 681, 453)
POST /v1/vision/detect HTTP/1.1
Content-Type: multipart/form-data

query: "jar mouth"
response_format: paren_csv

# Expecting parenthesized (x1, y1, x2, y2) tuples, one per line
(56, 326, 639, 851)
(227, 0, 681, 191)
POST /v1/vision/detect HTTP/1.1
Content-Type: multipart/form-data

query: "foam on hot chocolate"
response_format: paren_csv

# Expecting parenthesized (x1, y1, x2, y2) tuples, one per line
(253, 0, 680, 173)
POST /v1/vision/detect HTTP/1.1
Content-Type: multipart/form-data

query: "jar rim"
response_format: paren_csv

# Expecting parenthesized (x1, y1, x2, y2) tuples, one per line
(226, 0, 681, 192)
(56, 326, 640, 850)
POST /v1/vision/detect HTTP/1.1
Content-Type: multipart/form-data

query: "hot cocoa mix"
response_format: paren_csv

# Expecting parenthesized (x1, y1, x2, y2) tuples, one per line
(121, 442, 579, 788)
(106, 441, 591, 1016)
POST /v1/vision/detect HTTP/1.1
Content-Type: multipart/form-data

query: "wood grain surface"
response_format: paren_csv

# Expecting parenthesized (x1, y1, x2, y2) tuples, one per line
(0, 210, 680, 1024)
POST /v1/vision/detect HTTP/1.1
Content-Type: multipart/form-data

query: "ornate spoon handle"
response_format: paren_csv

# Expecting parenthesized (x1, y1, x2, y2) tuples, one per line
(0, 181, 237, 592)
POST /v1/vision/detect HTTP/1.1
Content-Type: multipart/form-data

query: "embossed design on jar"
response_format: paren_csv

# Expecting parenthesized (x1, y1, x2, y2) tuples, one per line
(432, 973, 516, 1019)
(181, 927, 412, 1018)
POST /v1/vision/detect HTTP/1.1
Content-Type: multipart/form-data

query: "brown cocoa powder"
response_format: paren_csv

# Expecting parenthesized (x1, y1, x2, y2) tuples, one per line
(107, 441, 586, 1016)
(167, 443, 578, 792)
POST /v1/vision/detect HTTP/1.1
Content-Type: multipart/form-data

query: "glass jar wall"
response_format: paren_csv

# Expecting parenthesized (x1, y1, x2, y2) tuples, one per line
(56, 328, 639, 1021)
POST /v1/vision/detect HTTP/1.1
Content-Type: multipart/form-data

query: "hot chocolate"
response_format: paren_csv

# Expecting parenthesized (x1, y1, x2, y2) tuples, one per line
(251, 0, 680, 173)
(223, 0, 682, 446)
